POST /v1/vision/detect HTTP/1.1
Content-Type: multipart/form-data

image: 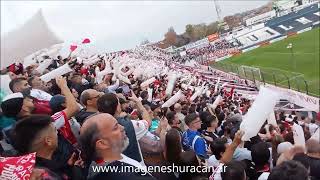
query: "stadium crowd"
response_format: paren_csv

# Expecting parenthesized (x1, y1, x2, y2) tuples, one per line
(0, 46, 319, 180)
(181, 39, 240, 64)
(153, 39, 240, 64)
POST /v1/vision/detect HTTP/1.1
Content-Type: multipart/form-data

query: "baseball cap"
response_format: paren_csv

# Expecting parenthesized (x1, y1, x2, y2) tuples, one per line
(49, 94, 65, 113)
(1, 89, 31, 117)
(150, 102, 161, 111)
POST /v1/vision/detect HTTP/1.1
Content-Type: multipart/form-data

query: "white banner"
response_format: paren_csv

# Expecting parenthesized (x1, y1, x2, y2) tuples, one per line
(313, 21, 320, 26)
(215, 55, 232, 62)
(265, 84, 319, 112)
(268, 111, 277, 126)
(297, 27, 313, 34)
(269, 36, 287, 43)
(40, 64, 73, 83)
(241, 45, 260, 53)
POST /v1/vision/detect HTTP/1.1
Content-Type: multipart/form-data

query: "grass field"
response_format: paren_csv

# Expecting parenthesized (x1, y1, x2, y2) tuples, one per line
(213, 28, 320, 96)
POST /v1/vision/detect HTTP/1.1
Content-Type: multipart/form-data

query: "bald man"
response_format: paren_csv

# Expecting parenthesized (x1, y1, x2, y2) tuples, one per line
(75, 89, 103, 124)
(80, 113, 155, 180)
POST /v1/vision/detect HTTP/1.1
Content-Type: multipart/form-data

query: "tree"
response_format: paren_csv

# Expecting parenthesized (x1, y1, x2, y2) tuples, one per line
(185, 24, 194, 37)
(193, 23, 208, 39)
(206, 21, 219, 36)
(175, 34, 191, 47)
(223, 15, 242, 29)
(164, 27, 177, 46)
(157, 1, 271, 49)
(140, 39, 150, 46)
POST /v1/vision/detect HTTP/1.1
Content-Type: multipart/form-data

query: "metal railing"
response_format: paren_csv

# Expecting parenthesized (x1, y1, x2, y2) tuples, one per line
(211, 62, 319, 97)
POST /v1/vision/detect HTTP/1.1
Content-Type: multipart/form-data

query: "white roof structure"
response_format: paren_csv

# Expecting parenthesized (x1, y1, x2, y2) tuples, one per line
(1, 9, 63, 69)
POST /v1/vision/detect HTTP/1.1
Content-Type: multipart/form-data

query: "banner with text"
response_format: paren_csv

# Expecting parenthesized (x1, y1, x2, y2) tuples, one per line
(265, 84, 319, 112)
(207, 33, 219, 42)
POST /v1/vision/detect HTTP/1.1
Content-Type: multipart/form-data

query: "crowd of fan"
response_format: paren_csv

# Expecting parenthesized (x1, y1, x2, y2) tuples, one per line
(0, 47, 319, 180)
(182, 39, 239, 63)
(143, 39, 240, 64)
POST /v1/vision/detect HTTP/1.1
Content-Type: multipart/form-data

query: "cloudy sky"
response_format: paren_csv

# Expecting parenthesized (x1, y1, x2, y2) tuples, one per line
(1, 1, 269, 52)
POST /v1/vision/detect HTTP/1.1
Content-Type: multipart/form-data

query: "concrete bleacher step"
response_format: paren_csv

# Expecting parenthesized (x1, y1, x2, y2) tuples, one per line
(184, 66, 259, 94)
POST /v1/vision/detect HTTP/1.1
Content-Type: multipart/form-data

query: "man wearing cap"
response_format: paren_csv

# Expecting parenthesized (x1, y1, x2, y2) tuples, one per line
(150, 102, 162, 116)
(182, 113, 208, 158)
(0, 90, 34, 123)
(0, 89, 35, 154)
(2, 76, 79, 145)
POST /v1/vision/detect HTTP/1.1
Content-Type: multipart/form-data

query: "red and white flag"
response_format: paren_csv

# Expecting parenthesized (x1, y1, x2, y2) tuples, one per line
(70, 45, 78, 52)
(0, 152, 36, 180)
(82, 38, 91, 44)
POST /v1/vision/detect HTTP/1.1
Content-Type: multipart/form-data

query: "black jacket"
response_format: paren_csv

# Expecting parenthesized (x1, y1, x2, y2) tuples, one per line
(36, 156, 84, 180)
(74, 109, 96, 125)
(117, 117, 142, 163)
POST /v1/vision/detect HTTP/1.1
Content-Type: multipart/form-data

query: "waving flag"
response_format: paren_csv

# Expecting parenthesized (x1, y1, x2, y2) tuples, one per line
(70, 45, 78, 52)
(0, 152, 36, 180)
(82, 38, 91, 44)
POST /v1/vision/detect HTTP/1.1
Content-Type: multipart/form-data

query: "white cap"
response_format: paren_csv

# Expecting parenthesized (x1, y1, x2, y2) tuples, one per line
(2, 92, 24, 102)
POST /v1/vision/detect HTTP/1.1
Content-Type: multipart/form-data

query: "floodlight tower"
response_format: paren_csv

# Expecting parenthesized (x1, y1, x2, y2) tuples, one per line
(213, 0, 227, 33)
(213, 0, 222, 23)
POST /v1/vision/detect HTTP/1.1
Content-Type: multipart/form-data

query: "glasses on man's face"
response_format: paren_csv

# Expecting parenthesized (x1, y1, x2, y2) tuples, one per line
(192, 120, 202, 124)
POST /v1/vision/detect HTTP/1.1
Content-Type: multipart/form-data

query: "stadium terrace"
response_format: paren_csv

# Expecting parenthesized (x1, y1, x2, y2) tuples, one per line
(0, 1, 319, 180)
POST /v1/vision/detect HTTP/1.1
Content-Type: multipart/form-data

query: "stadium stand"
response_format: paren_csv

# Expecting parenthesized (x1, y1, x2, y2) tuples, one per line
(267, 3, 319, 34)
(236, 27, 281, 48)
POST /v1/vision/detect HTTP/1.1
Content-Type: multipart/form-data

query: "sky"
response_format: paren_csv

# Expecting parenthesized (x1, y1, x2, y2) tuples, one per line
(1, 1, 269, 52)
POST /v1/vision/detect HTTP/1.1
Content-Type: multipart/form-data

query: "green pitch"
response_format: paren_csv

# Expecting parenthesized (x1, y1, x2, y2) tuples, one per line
(213, 28, 320, 96)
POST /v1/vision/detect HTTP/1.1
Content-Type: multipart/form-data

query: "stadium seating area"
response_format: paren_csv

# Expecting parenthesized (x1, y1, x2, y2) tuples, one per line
(267, 3, 319, 34)
(172, 2, 319, 63)
(236, 27, 281, 48)
(1, 3, 319, 180)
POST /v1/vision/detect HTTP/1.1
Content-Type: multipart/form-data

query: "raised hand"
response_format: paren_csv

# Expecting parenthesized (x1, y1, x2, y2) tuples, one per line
(233, 130, 244, 146)
(55, 76, 68, 89)
(128, 90, 140, 102)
